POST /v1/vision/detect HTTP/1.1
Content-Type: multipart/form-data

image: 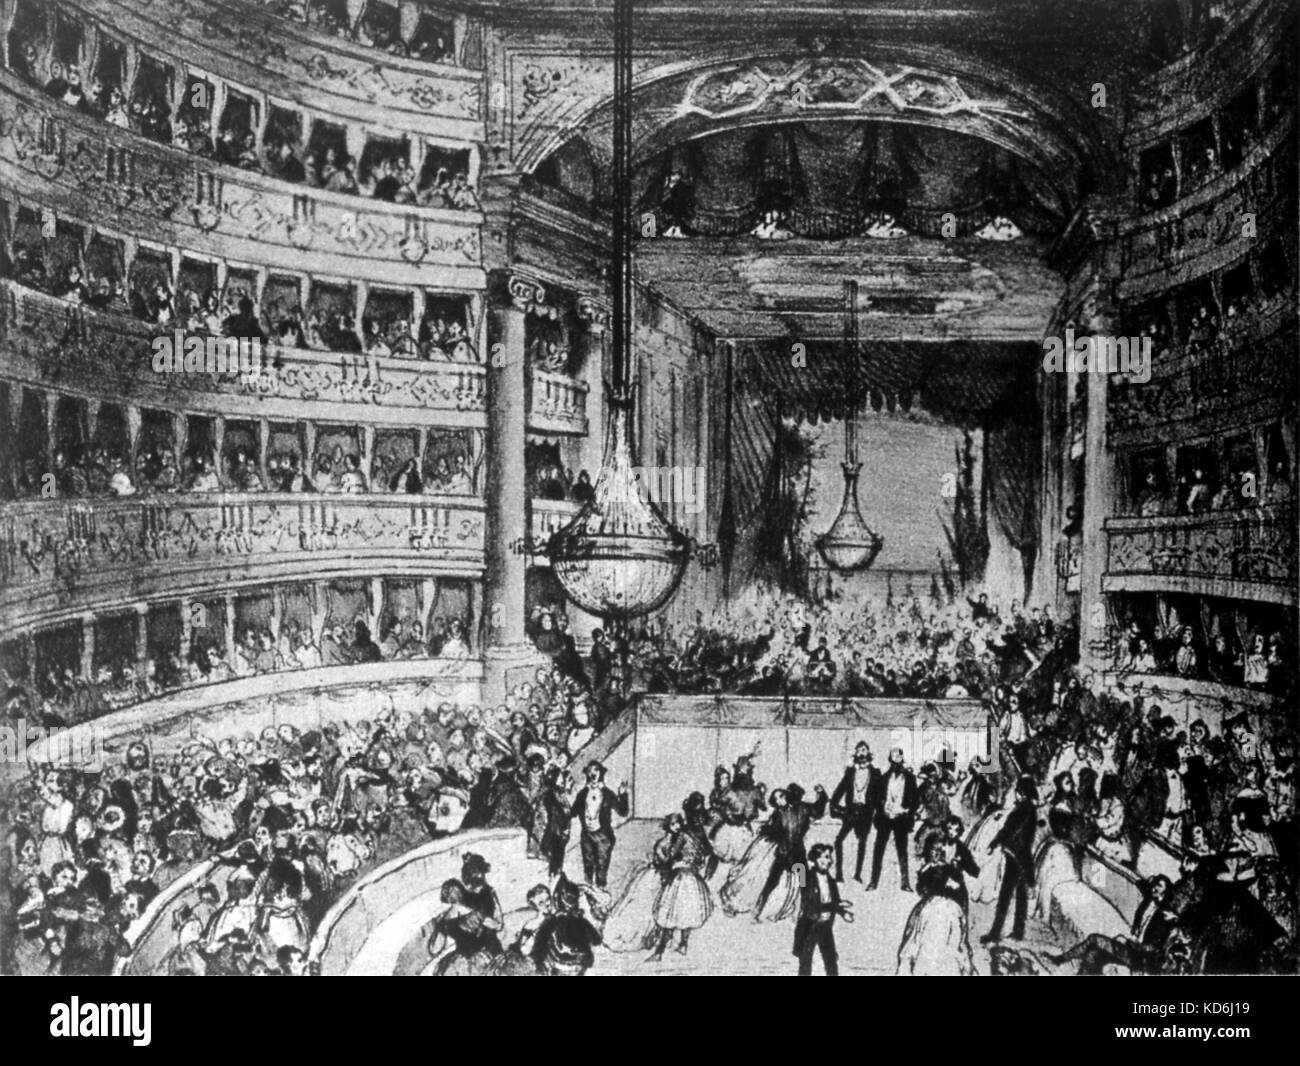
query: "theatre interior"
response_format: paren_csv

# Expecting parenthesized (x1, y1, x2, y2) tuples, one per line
(0, 0, 1295, 977)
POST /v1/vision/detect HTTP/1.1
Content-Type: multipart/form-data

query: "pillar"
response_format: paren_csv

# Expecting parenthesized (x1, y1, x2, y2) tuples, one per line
(1077, 272, 1120, 674)
(270, 587, 283, 646)
(368, 577, 385, 637)
(223, 593, 237, 666)
(80, 615, 95, 680)
(42, 390, 56, 472)
(171, 412, 188, 469)
(419, 578, 437, 630)
(576, 295, 608, 479)
(483, 289, 542, 695)
(180, 595, 193, 660)
(208, 78, 227, 143)
(259, 418, 271, 488)
(133, 603, 149, 667)
(303, 421, 317, 474)
(213, 416, 226, 484)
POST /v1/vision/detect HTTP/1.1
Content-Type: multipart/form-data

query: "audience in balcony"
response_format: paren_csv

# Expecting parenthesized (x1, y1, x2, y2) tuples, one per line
(5, 43, 479, 211)
(250, 0, 458, 64)
(1115, 616, 1293, 697)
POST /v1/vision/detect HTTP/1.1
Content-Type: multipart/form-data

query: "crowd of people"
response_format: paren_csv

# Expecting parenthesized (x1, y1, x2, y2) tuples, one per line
(626, 586, 1070, 699)
(6, 240, 485, 365)
(3, 581, 1294, 975)
(6, 610, 480, 728)
(973, 671, 1296, 975)
(2, 664, 614, 976)
(7, 47, 478, 210)
(11, 440, 480, 501)
(252, 0, 458, 64)
(1113, 616, 1293, 696)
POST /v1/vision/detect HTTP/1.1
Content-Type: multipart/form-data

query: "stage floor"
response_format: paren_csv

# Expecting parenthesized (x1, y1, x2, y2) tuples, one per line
(572, 819, 1064, 976)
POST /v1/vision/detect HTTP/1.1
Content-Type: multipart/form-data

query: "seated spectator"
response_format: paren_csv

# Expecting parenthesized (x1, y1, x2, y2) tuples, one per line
(337, 454, 368, 494)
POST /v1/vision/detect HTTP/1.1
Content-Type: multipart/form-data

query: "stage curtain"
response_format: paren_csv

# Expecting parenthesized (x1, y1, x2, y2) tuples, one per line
(787, 122, 868, 237)
(985, 414, 1041, 599)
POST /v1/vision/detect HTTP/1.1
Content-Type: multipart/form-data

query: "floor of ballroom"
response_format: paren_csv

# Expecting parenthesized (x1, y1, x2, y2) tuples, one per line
(565, 819, 1064, 977)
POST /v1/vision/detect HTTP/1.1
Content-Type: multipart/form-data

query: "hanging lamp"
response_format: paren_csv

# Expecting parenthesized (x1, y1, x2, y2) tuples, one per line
(815, 279, 884, 572)
(545, 0, 689, 619)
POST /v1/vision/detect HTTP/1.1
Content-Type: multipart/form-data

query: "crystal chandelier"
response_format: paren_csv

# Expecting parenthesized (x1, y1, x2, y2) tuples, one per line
(545, 0, 689, 620)
(816, 280, 884, 572)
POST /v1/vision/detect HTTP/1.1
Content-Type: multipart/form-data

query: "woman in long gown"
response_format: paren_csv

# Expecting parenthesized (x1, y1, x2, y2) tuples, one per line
(424, 879, 503, 976)
(709, 767, 758, 864)
(648, 797, 716, 960)
(896, 836, 977, 976)
(488, 884, 552, 975)
(719, 789, 800, 921)
(602, 818, 673, 952)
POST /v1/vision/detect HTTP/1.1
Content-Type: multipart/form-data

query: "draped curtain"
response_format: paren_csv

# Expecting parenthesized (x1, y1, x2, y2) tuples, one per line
(635, 121, 1064, 239)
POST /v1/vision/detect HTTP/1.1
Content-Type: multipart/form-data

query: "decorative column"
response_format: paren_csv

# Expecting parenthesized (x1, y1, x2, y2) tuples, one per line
(368, 577, 385, 638)
(482, 273, 544, 696)
(42, 390, 56, 471)
(223, 592, 237, 666)
(213, 416, 226, 484)
(269, 587, 283, 647)
(172, 412, 188, 469)
(208, 78, 227, 144)
(576, 294, 609, 479)
(418, 578, 437, 631)
(133, 603, 149, 667)
(179, 596, 193, 660)
(1076, 244, 1122, 675)
(259, 418, 271, 488)
(125, 405, 142, 465)
(80, 615, 95, 680)
(303, 421, 317, 474)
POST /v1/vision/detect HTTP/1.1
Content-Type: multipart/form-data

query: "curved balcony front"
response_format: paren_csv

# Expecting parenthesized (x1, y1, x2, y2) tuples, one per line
(2, 280, 591, 434)
(1102, 503, 1296, 606)
(60, 0, 483, 139)
(0, 70, 484, 291)
(1, 279, 488, 426)
(0, 493, 487, 631)
(1117, 114, 1295, 297)
(1105, 299, 1297, 443)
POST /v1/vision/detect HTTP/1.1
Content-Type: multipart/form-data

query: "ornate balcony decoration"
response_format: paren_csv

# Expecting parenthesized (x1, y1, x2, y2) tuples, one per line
(0, 281, 488, 423)
(0, 73, 483, 287)
(1106, 306, 1297, 440)
(0, 495, 487, 627)
(528, 369, 589, 434)
(71, 0, 482, 130)
(1103, 503, 1297, 604)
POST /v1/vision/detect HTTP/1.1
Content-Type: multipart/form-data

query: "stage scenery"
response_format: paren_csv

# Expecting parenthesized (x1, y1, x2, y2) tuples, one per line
(0, 0, 1296, 982)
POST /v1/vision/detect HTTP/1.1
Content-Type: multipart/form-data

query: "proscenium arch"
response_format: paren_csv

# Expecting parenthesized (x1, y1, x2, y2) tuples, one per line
(513, 44, 1121, 209)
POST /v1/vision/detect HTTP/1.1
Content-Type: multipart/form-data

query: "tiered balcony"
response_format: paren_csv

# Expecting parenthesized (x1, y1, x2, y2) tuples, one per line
(60, 0, 482, 138)
(1102, 502, 1296, 605)
(0, 70, 484, 289)
(1, 280, 591, 433)
(0, 493, 487, 631)
(0, 493, 589, 630)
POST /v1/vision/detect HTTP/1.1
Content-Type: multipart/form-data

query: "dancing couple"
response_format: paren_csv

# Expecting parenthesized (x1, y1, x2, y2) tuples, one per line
(603, 792, 718, 960)
(721, 780, 828, 921)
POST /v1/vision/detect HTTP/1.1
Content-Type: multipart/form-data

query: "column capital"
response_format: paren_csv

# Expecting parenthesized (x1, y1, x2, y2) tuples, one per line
(506, 272, 556, 318)
(576, 294, 611, 335)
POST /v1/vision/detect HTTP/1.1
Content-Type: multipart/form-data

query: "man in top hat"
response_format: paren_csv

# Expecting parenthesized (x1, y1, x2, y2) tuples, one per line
(981, 774, 1039, 944)
(569, 761, 629, 887)
(867, 747, 919, 892)
(830, 741, 878, 882)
